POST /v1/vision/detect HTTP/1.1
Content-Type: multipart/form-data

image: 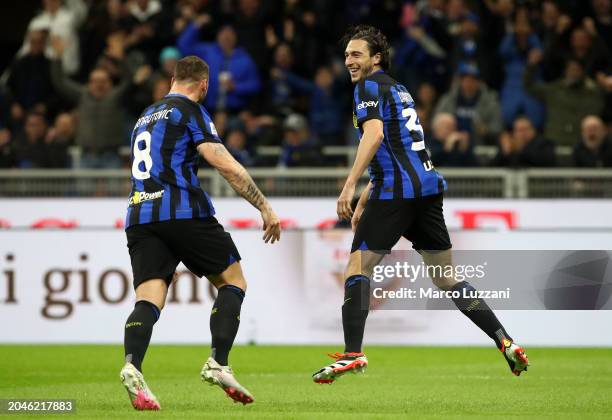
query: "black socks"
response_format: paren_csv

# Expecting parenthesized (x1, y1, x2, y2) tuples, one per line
(451, 281, 512, 349)
(210, 285, 245, 366)
(342, 275, 371, 353)
(124, 300, 160, 372)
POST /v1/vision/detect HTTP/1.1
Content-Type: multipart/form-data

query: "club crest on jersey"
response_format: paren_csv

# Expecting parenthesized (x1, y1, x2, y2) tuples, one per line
(129, 189, 164, 205)
(357, 100, 379, 110)
(398, 91, 413, 104)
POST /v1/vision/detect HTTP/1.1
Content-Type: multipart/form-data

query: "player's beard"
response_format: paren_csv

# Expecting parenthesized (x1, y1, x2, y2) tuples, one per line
(359, 62, 374, 82)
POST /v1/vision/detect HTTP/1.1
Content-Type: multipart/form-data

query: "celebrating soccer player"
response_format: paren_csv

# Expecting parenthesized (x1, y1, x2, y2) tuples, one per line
(312, 26, 529, 384)
(120, 56, 281, 409)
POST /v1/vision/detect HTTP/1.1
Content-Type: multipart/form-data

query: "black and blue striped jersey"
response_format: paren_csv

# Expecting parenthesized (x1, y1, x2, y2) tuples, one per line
(125, 93, 221, 229)
(353, 70, 446, 199)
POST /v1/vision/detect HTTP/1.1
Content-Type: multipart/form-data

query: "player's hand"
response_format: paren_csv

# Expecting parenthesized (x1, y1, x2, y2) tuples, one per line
(261, 207, 281, 244)
(337, 182, 355, 221)
(351, 205, 364, 232)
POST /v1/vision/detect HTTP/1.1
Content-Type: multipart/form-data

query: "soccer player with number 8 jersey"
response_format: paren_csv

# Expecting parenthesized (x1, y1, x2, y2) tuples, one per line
(120, 56, 281, 409)
(312, 26, 529, 384)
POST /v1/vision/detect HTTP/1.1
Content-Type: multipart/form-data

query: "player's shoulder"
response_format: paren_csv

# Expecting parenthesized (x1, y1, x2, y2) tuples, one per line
(363, 70, 398, 88)
(355, 71, 401, 97)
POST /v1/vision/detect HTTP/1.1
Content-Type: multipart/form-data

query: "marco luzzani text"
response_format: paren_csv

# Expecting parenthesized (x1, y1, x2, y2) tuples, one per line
(371, 262, 511, 300)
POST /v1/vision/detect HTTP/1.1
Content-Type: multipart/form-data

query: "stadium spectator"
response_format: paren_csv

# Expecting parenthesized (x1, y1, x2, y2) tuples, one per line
(47, 112, 76, 146)
(177, 23, 260, 113)
(225, 128, 254, 167)
(233, 0, 269, 73)
(573, 115, 612, 167)
(42, 113, 72, 168)
(591, 0, 612, 51)
(449, 12, 491, 85)
(125, 47, 176, 117)
(492, 116, 556, 168)
(154, 47, 181, 80)
(152, 77, 171, 102)
(274, 64, 345, 145)
(537, 0, 568, 54)
(393, 2, 450, 93)
(14, 112, 49, 168)
(498, 14, 545, 129)
(50, 38, 129, 168)
(434, 63, 502, 145)
(524, 54, 605, 146)
(21, 0, 87, 76)
(289, 4, 326, 78)
(123, 0, 172, 66)
(415, 82, 438, 138)
(7, 30, 56, 125)
(237, 110, 278, 148)
(544, 25, 611, 81)
(427, 112, 477, 167)
(0, 128, 16, 168)
(267, 43, 298, 116)
(307, 65, 345, 146)
(278, 114, 320, 167)
(596, 65, 612, 124)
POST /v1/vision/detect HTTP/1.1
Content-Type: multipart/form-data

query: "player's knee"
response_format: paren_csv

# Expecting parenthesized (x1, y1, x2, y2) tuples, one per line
(420, 249, 459, 290)
(218, 276, 247, 292)
(344, 250, 384, 279)
(431, 275, 457, 291)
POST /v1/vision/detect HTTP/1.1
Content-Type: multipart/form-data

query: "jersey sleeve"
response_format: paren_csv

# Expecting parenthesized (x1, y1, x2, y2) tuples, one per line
(354, 79, 383, 126)
(187, 106, 222, 146)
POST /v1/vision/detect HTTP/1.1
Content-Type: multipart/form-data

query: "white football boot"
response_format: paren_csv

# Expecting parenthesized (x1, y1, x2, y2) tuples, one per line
(201, 357, 254, 405)
(120, 362, 161, 410)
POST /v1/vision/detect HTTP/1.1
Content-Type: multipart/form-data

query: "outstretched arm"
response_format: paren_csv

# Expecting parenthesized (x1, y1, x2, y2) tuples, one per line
(337, 119, 384, 220)
(198, 142, 280, 243)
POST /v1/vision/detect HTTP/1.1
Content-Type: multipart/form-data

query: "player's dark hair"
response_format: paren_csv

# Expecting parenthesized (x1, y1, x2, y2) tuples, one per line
(174, 55, 209, 83)
(342, 25, 390, 70)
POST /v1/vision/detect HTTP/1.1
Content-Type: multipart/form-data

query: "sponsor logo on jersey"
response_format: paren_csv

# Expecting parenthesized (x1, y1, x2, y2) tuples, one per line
(356, 100, 379, 110)
(129, 189, 164, 205)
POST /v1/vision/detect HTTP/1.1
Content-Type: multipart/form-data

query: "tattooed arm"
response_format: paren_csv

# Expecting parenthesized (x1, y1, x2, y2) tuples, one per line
(198, 142, 281, 243)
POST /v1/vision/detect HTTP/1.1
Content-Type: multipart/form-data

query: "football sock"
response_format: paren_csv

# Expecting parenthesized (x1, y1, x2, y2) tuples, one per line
(124, 300, 160, 372)
(343, 275, 371, 353)
(451, 281, 512, 349)
(210, 285, 244, 366)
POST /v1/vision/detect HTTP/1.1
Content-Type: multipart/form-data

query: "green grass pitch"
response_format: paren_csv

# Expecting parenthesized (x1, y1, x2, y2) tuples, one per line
(1, 345, 611, 419)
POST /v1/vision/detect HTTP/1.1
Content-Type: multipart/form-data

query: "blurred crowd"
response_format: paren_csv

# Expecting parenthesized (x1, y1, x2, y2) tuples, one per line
(1, 0, 611, 170)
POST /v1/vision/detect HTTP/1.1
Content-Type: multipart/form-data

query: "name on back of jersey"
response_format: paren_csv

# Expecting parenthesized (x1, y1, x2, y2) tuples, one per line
(134, 108, 174, 129)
